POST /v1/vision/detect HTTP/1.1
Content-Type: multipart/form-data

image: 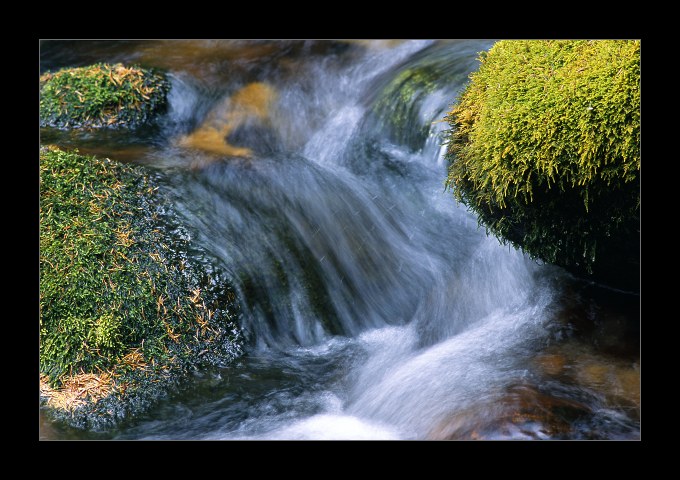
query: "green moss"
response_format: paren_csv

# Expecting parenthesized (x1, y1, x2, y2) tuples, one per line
(40, 146, 242, 414)
(444, 40, 640, 288)
(374, 66, 440, 143)
(40, 63, 169, 129)
(370, 44, 483, 152)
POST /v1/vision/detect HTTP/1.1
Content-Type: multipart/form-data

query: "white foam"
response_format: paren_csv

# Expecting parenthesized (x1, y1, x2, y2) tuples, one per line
(264, 414, 402, 440)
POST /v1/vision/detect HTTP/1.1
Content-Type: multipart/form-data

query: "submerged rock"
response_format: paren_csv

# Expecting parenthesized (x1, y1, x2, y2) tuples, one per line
(39, 146, 243, 429)
(427, 383, 593, 440)
(533, 347, 640, 413)
(40, 63, 170, 129)
(444, 40, 640, 290)
(372, 64, 441, 148)
(177, 82, 279, 164)
(368, 45, 472, 152)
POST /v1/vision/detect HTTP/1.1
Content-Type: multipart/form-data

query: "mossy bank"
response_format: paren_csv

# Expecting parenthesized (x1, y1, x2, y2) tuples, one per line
(39, 147, 243, 429)
(39, 63, 169, 129)
(444, 40, 640, 290)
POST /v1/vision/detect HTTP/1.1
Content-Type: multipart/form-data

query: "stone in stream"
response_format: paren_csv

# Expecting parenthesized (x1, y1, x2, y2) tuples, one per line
(40, 63, 170, 129)
(176, 82, 279, 166)
(371, 64, 441, 150)
(443, 40, 640, 291)
(532, 346, 640, 415)
(533, 353, 567, 376)
(39, 146, 243, 430)
(366, 45, 473, 153)
(526, 282, 640, 428)
(427, 383, 593, 440)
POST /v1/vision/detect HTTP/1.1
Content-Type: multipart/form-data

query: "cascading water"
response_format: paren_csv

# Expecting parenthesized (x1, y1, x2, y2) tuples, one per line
(39, 40, 640, 440)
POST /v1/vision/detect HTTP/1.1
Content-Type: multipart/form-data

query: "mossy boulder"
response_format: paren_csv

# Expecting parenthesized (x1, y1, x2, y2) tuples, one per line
(444, 40, 640, 289)
(39, 146, 243, 429)
(40, 63, 169, 129)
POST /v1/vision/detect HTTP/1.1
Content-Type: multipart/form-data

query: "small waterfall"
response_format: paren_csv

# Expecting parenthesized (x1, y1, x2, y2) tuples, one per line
(39, 40, 639, 440)
(136, 40, 576, 439)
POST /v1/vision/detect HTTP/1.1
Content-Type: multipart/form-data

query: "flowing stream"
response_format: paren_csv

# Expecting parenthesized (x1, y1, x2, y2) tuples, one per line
(39, 40, 640, 440)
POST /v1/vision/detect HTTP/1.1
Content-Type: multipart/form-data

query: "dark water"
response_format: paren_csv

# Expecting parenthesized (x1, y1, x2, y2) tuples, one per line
(39, 40, 640, 440)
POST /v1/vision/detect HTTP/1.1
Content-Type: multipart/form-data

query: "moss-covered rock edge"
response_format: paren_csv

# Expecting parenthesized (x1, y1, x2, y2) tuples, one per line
(39, 146, 243, 429)
(40, 63, 170, 130)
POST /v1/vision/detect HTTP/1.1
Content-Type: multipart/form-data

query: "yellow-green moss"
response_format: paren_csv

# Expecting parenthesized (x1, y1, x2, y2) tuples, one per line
(40, 63, 169, 129)
(444, 40, 640, 288)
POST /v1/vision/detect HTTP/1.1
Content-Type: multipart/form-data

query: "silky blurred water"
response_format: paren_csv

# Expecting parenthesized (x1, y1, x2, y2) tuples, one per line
(39, 40, 640, 440)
